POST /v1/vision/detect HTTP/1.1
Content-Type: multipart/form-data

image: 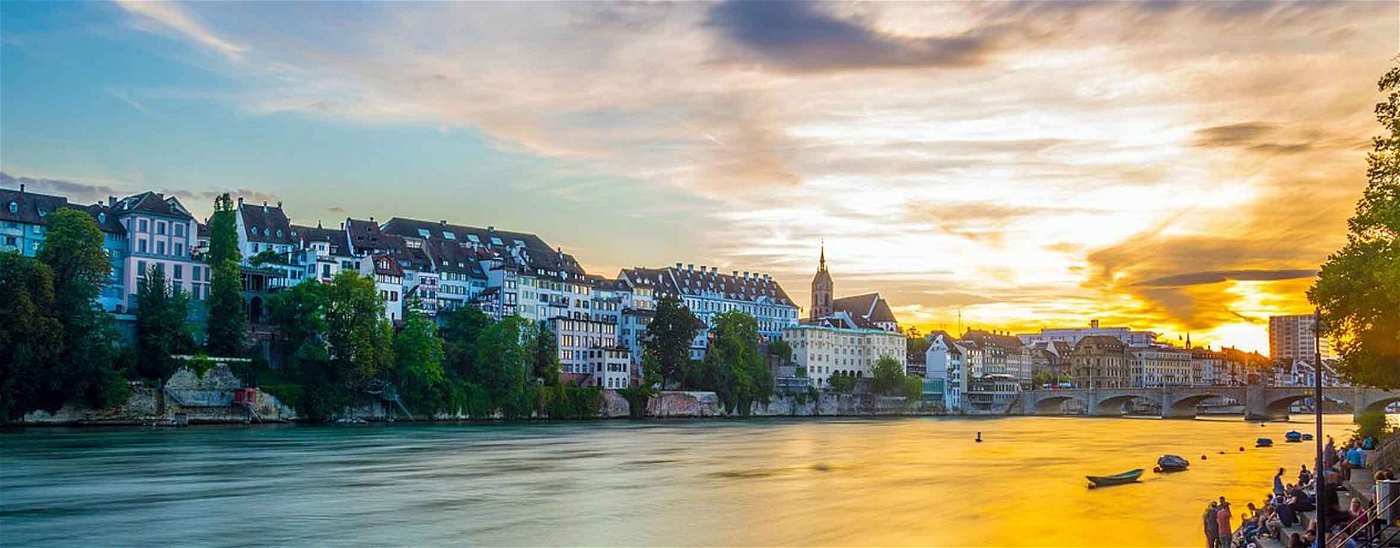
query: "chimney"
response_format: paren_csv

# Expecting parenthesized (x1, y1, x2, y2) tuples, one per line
(237, 197, 244, 206)
(687, 263, 694, 271)
(108, 196, 116, 207)
(277, 201, 282, 209)
(440, 220, 447, 226)
(1090, 319, 1100, 329)
(18, 183, 24, 193)
(732, 270, 739, 277)
(675, 262, 682, 269)
(487, 225, 494, 232)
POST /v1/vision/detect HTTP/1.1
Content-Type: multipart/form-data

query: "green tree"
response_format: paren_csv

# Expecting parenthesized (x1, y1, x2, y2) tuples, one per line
(0, 253, 65, 420)
(1310, 64, 1400, 388)
(700, 310, 771, 415)
(36, 210, 127, 409)
(828, 372, 856, 394)
(901, 376, 924, 400)
(530, 321, 561, 385)
(134, 265, 193, 383)
(205, 193, 246, 356)
(438, 305, 495, 417)
(394, 304, 447, 415)
(644, 295, 699, 388)
(871, 355, 908, 395)
(767, 339, 793, 363)
(473, 316, 531, 418)
(324, 271, 394, 386)
(265, 280, 334, 417)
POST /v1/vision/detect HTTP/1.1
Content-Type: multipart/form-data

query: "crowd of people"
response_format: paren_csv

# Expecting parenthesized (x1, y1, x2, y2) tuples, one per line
(1203, 435, 1392, 548)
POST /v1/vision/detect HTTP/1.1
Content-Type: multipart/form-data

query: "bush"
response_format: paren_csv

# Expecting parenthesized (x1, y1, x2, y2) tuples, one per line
(1357, 410, 1392, 441)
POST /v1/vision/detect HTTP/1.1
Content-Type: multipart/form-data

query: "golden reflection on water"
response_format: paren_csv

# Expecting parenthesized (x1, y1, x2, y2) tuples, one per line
(0, 416, 1363, 547)
(647, 416, 1356, 547)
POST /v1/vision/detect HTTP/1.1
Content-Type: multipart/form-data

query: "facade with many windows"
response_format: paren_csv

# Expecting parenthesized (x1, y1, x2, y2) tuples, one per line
(782, 324, 906, 388)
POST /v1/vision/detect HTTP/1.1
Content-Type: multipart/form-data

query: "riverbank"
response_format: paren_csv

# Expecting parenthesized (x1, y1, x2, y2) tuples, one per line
(11, 364, 946, 427)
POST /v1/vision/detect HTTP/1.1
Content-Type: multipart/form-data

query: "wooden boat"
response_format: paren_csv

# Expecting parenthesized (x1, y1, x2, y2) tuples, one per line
(1087, 469, 1143, 488)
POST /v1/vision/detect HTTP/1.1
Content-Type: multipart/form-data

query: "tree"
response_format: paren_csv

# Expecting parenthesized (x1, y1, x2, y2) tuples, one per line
(134, 265, 193, 383)
(205, 193, 247, 356)
(324, 271, 393, 386)
(1310, 63, 1400, 388)
(906, 332, 931, 358)
(767, 339, 793, 363)
(394, 304, 447, 415)
(36, 210, 127, 410)
(699, 310, 771, 415)
(473, 316, 531, 418)
(828, 373, 856, 394)
(0, 253, 64, 420)
(530, 321, 561, 385)
(643, 295, 699, 388)
(871, 355, 908, 396)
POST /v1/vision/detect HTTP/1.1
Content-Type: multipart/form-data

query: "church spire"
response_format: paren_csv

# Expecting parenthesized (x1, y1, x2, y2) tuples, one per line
(819, 239, 826, 272)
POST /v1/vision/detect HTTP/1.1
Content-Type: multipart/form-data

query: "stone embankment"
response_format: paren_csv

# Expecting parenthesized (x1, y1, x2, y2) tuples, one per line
(15, 368, 939, 425)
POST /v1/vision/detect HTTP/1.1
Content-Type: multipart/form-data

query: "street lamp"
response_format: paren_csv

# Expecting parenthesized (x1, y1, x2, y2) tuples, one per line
(1314, 308, 1326, 548)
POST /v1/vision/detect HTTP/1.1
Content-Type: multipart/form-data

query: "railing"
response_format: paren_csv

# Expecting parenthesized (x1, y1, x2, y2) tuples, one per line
(1324, 481, 1400, 548)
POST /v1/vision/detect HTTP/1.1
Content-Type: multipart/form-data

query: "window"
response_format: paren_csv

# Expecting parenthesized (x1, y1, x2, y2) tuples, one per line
(443, 232, 455, 240)
(174, 224, 184, 237)
(139, 219, 148, 233)
(138, 239, 148, 253)
(136, 260, 146, 276)
(192, 265, 202, 280)
(157, 222, 166, 235)
(156, 241, 165, 255)
(6, 202, 15, 214)
(174, 264, 183, 280)
(175, 243, 184, 256)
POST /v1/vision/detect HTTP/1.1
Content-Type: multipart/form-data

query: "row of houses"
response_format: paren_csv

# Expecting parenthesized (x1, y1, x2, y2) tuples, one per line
(2, 184, 814, 389)
(922, 321, 1293, 413)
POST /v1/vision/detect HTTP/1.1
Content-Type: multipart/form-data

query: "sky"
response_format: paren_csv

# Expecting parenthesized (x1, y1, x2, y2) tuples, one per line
(2, 1, 1396, 354)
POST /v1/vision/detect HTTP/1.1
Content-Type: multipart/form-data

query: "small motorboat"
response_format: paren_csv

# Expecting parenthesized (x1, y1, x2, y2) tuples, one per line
(1285, 431, 1303, 443)
(1087, 469, 1144, 488)
(1155, 455, 1190, 473)
(1256, 438, 1274, 448)
(1301, 433, 1314, 441)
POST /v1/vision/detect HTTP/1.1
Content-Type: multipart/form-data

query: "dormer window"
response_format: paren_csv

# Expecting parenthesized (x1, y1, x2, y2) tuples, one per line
(263, 228, 270, 237)
(276, 229, 283, 238)
(6, 202, 15, 214)
(37, 208, 47, 218)
(98, 212, 106, 223)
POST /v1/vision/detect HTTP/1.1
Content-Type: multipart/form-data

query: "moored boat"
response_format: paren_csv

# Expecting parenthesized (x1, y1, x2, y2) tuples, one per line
(1285, 431, 1302, 443)
(1087, 468, 1143, 488)
(1256, 437, 1274, 447)
(1155, 455, 1190, 473)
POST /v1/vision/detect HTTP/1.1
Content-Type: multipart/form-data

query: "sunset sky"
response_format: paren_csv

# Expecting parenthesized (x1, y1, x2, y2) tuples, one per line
(2, 1, 1396, 353)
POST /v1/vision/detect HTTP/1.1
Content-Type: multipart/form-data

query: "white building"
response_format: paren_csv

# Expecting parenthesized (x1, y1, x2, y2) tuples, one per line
(925, 331, 965, 411)
(1017, 319, 1158, 348)
(552, 317, 631, 389)
(782, 323, 906, 388)
(623, 264, 799, 360)
(1130, 346, 1192, 387)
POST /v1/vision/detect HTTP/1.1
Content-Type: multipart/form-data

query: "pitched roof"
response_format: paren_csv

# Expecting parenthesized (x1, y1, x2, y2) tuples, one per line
(113, 191, 193, 220)
(346, 218, 390, 253)
(660, 264, 794, 306)
(1072, 335, 1125, 353)
(240, 203, 295, 244)
(65, 203, 127, 236)
(832, 292, 899, 328)
(379, 217, 585, 276)
(294, 224, 351, 257)
(0, 187, 68, 226)
(962, 329, 1023, 350)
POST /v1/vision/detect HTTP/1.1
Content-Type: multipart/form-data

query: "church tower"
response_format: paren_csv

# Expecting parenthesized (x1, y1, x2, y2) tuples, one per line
(810, 241, 833, 321)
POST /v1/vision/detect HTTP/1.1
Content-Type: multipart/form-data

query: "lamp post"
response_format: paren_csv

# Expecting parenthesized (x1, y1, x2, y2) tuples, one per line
(1314, 308, 1326, 548)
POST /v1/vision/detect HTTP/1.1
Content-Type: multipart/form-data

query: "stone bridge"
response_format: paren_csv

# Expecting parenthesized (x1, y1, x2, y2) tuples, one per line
(1018, 385, 1400, 421)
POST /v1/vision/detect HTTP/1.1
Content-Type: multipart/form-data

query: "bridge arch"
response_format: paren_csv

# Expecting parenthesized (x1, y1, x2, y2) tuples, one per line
(1361, 395, 1400, 415)
(1094, 394, 1158, 417)
(1166, 393, 1232, 418)
(1261, 391, 1352, 418)
(1033, 394, 1085, 414)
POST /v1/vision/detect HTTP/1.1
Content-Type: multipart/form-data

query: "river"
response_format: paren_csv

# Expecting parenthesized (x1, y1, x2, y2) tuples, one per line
(0, 416, 1361, 547)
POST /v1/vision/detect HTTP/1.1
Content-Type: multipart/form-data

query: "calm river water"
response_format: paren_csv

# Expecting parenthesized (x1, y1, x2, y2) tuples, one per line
(0, 416, 1360, 547)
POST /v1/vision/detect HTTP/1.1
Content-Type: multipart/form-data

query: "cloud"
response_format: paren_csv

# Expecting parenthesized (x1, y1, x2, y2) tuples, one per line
(1136, 269, 1317, 287)
(705, 1, 1007, 72)
(113, 0, 247, 60)
(68, 1, 1400, 352)
(1, 172, 126, 204)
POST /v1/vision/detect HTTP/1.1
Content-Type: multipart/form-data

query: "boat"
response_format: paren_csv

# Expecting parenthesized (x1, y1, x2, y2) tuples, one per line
(1087, 469, 1144, 488)
(1256, 438, 1274, 447)
(1155, 455, 1190, 473)
(1302, 433, 1314, 441)
(1285, 431, 1302, 443)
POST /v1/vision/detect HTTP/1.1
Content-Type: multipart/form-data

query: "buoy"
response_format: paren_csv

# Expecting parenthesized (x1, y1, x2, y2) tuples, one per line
(1154, 466, 1163, 473)
(1201, 455, 1208, 460)
(975, 432, 982, 443)
(1239, 447, 1245, 452)
(1219, 451, 1225, 455)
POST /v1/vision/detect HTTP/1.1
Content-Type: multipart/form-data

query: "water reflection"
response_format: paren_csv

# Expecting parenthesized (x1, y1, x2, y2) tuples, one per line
(0, 416, 1358, 547)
